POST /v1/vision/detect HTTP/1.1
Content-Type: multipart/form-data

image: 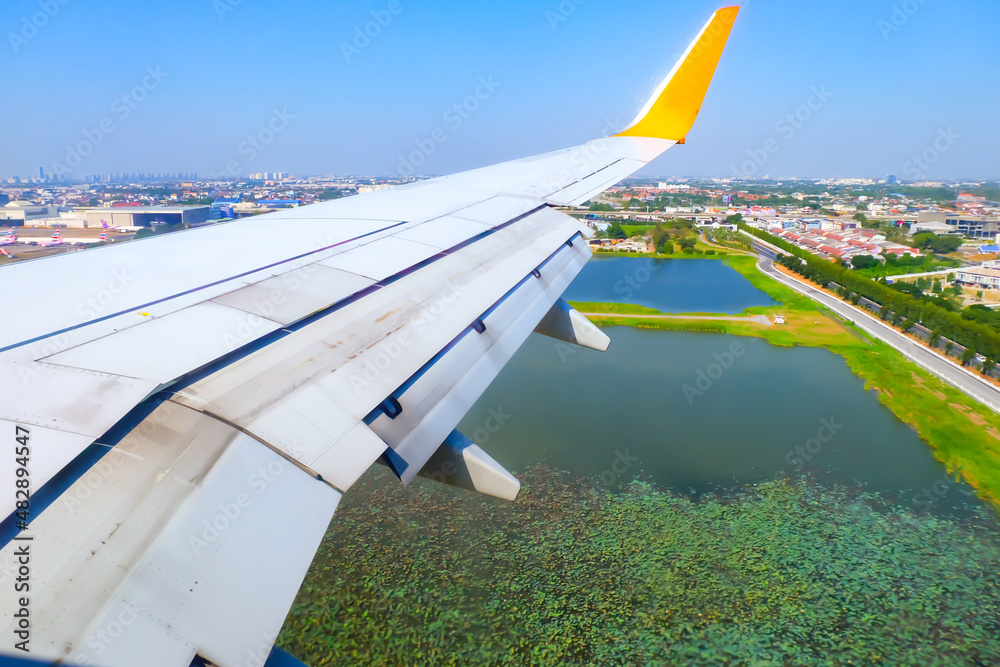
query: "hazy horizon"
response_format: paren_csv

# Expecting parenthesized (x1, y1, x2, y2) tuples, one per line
(4, 0, 998, 181)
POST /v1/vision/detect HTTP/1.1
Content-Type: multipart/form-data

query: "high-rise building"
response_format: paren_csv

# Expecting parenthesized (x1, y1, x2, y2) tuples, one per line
(886, 174, 898, 185)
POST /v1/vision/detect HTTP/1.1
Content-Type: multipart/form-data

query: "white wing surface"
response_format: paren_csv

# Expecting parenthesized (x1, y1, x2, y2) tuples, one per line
(0, 7, 739, 666)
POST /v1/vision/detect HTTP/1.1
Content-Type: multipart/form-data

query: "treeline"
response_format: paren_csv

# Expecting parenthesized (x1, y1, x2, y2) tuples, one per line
(651, 219, 698, 254)
(742, 224, 1000, 361)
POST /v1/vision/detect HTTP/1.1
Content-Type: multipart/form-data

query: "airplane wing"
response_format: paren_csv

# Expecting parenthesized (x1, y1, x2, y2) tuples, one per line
(0, 7, 739, 666)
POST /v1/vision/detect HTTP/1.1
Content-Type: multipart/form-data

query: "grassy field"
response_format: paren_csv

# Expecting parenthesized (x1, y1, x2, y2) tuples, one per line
(571, 253, 1000, 509)
(278, 466, 1000, 666)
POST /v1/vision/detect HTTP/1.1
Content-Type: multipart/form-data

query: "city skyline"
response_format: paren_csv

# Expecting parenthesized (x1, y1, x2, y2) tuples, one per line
(3, 0, 999, 181)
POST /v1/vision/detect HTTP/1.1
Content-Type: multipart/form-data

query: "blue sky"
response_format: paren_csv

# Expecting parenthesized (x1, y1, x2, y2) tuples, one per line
(2, 0, 997, 180)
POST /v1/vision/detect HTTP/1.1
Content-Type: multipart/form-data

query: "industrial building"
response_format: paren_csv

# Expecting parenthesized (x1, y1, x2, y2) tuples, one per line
(0, 201, 61, 225)
(955, 266, 1000, 290)
(917, 211, 1000, 240)
(84, 206, 211, 229)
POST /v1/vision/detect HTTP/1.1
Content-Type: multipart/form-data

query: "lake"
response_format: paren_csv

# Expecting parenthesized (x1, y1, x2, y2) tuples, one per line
(561, 255, 776, 314)
(460, 257, 983, 516)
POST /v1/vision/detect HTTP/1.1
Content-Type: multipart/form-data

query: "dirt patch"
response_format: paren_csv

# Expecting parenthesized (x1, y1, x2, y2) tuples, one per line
(910, 372, 948, 401)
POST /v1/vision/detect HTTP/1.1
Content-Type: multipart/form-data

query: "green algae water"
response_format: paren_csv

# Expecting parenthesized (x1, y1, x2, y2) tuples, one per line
(279, 466, 1000, 666)
(278, 260, 1000, 665)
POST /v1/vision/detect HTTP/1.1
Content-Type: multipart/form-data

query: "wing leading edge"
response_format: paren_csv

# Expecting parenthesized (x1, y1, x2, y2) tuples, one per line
(0, 8, 739, 666)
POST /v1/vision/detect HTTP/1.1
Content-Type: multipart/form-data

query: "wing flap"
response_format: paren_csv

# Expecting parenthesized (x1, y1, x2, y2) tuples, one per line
(370, 232, 592, 483)
(0, 402, 343, 667)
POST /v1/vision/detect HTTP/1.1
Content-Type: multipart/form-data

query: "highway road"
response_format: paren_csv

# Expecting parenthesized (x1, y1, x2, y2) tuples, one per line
(756, 255, 1000, 414)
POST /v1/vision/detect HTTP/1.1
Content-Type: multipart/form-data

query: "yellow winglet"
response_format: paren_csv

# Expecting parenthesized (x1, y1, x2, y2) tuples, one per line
(616, 6, 740, 141)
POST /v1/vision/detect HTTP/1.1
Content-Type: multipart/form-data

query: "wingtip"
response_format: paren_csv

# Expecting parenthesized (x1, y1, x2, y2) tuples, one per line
(615, 6, 740, 141)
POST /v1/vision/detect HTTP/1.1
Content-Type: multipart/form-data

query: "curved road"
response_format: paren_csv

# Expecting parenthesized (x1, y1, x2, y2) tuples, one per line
(757, 256, 1000, 413)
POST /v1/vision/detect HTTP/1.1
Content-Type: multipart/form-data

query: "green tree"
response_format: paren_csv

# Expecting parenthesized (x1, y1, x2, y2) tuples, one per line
(929, 236, 962, 254)
(851, 255, 879, 270)
(932, 281, 943, 294)
(912, 231, 937, 250)
(962, 348, 976, 366)
(607, 223, 627, 240)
